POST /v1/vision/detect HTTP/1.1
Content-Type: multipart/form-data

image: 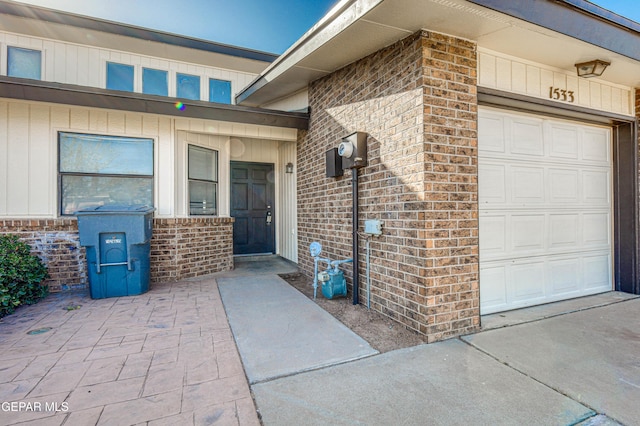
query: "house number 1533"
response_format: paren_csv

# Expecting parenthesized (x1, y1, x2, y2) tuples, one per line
(549, 87, 575, 103)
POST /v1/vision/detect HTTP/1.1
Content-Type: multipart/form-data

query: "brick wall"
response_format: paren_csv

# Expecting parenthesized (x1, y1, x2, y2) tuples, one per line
(151, 217, 234, 282)
(298, 30, 480, 342)
(0, 219, 86, 292)
(1, 217, 234, 291)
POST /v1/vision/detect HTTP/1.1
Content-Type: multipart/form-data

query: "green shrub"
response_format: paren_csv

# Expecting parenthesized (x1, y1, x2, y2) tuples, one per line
(0, 235, 49, 318)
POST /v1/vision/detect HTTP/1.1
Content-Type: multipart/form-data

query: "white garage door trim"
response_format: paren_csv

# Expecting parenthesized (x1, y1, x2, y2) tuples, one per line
(479, 107, 613, 315)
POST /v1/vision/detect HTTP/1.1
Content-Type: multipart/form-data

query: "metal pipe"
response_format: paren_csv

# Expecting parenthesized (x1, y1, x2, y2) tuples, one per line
(352, 168, 359, 305)
(366, 237, 370, 310)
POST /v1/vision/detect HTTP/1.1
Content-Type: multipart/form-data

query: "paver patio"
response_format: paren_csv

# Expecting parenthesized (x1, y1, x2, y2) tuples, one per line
(0, 278, 259, 425)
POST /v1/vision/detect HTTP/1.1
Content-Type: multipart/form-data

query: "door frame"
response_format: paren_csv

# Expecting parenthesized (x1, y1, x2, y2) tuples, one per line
(230, 161, 276, 255)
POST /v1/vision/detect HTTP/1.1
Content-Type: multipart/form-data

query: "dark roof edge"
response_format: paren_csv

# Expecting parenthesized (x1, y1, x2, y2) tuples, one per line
(0, 0, 279, 63)
(0, 77, 308, 130)
(466, 0, 640, 62)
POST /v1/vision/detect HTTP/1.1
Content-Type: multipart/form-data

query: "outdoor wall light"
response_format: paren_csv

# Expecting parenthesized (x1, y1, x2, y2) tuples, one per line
(575, 59, 610, 78)
(285, 162, 294, 174)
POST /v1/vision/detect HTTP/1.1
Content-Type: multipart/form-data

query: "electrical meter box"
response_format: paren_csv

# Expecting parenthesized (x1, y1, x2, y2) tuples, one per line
(338, 131, 367, 169)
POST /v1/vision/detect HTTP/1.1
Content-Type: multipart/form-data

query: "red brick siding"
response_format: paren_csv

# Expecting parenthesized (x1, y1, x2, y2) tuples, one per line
(299, 30, 479, 342)
(151, 217, 234, 282)
(1, 217, 234, 291)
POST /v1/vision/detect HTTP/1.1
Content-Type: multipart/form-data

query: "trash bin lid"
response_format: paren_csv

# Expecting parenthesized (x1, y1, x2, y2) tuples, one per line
(74, 205, 155, 215)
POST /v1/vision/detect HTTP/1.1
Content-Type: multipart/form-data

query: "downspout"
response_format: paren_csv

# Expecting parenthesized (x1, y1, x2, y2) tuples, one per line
(352, 168, 359, 305)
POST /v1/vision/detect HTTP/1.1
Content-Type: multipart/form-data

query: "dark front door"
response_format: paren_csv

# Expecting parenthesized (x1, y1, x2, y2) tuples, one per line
(230, 162, 275, 255)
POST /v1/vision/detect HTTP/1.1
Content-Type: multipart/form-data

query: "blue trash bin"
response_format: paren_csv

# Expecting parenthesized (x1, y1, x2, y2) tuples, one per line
(75, 205, 155, 299)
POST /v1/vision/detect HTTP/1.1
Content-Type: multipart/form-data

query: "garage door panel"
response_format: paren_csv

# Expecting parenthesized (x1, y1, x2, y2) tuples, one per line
(583, 213, 610, 246)
(583, 128, 611, 163)
(478, 114, 506, 153)
(511, 118, 544, 156)
(549, 214, 580, 248)
(512, 166, 545, 203)
(478, 164, 506, 204)
(511, 262, 545, 301)
(479, 265, 508, 311)
(549, 124, 579, 159)
(479, 108, 612, 314)
(583, 254, 612, 290)
(549, 258, 580, 294)
(478, 215, 506, 259)
(511, 214, 545, 252)
(582, 171, 610, 205)
(549, 169, 579, 203)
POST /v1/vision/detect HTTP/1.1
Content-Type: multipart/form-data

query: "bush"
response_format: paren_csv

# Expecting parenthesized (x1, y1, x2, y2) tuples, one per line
(0, 235, 49, 318)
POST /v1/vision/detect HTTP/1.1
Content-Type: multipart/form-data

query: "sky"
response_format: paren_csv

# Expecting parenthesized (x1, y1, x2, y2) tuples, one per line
(11, 0, 640, 55)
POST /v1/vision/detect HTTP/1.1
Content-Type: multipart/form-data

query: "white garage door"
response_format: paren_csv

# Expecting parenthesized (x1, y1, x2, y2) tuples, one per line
(478, 108, 612, 314)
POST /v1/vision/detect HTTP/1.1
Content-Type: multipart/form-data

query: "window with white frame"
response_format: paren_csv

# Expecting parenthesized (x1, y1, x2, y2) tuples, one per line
(58, 132, 154, 215)
(209, 78, 232, 104)
(177, 73, 200, 100)
(142, 68, 168, 96)
(188, 145, 218, 215)
(7, 46, 41, 80)
(106, 62, 134, 92)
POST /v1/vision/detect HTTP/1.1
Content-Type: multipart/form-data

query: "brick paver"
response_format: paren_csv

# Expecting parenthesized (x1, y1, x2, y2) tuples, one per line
(0, 278, 258, 425)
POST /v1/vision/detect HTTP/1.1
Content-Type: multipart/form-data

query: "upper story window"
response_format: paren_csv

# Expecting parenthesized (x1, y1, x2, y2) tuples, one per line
(188, 145, 218, 216)
(177, 73, 200, 100)
(7, 46, 41, 80)
(142, 68, 168, 96)
(58, 132, 154, 215)
(106, 62, 134, 92)
(209, 79, 232, 104)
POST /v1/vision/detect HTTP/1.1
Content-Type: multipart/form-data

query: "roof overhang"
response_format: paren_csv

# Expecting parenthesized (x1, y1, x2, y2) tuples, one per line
(0, 77, 308, 129)
(237, 0, 640, 107)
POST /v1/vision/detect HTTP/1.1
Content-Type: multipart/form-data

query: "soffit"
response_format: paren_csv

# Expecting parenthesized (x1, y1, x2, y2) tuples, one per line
(238, 0, 640, 107)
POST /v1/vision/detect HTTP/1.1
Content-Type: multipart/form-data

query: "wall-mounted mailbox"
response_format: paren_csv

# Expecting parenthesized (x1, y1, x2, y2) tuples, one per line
(338, 131, 367, 169)
(326, 148, 344, 177)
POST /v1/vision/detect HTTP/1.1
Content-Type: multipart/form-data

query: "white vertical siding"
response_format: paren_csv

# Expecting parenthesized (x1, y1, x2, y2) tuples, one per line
(0, 99, 297, 219)
(0, 102, 8, 215)
(28, 105, 51, 216)
(478, 48, 634, 116)
(0, 29, 259, 104)
(7, 103, 29, 215)
(278, 142, 298, 262)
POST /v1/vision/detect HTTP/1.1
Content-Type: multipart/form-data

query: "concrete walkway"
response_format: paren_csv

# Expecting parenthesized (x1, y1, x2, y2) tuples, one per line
(218, 275, 377, 384)
(2, 255, 639, 426)
(0, 278, 258, 425)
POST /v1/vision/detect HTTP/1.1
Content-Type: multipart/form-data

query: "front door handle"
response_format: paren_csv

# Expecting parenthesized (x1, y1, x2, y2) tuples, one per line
(266, 211, 272, 225)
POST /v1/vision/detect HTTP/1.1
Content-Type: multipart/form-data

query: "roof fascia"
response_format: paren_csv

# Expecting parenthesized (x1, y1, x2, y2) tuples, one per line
(0, 77, 308, 129)
(466, 0, 640, 61)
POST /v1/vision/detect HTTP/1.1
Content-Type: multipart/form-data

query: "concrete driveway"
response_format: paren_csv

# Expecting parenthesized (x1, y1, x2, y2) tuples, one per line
(2, 254, 639, 426)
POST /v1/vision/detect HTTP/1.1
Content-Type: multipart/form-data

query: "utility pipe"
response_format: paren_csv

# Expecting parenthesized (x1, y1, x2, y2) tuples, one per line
(352, 168, 359, 305)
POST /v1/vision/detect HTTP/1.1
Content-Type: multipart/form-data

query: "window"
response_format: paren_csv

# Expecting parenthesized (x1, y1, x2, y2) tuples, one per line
(209, 79, 231, 104)
(142, 68, 168, 96)
(59, 133, 153, 215)
(106, 62, 134, 92)
(188, 145, 217, 215)
(177, 73, 200, 100)
(7, 46, 41, 80)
